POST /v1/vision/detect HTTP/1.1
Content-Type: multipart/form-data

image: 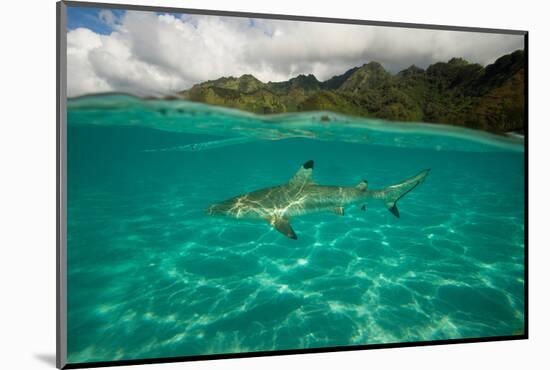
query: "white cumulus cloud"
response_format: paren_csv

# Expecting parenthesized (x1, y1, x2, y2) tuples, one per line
(66, 10, 524, 97)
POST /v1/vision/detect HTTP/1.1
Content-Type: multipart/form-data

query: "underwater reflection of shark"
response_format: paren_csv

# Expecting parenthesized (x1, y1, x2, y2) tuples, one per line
(207, 160, 430, 240)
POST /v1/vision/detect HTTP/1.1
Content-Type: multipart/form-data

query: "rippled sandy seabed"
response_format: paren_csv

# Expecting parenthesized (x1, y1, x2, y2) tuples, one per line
(66, 95, 525, 364)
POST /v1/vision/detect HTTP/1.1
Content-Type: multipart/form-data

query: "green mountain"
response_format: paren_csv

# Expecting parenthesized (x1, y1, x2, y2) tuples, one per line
(177, 50, 525, 133)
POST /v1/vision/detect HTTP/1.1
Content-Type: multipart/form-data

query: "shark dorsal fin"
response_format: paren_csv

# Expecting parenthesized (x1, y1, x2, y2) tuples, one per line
(356, 180, 368, 191)
(289, 160, 315, 187)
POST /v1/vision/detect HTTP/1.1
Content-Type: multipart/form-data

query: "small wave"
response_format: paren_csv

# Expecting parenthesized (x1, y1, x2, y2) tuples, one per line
(67, 94, 524, 153)
(142, 136, 258, 152)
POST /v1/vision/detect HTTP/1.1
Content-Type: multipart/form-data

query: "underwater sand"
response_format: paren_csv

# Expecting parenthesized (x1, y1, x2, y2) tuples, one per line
(66, 95, 525, 363)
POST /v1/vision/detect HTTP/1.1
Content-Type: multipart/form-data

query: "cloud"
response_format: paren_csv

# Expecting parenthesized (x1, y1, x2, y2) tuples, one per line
(98, 9, 117, 27)
(67, 10, 524, 97)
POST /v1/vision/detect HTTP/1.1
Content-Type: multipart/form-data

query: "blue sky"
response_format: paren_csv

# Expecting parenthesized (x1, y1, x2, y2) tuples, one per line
(67, 6, 122, 34)
(67, 6, 191, 34)
(67, 6, 259, 36)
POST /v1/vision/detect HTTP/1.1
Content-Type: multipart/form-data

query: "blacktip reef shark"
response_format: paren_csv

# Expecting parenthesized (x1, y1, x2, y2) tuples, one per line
(207, 160, 430, 240)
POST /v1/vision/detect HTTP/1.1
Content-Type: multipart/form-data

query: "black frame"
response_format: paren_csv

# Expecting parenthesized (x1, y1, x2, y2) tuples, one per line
(56, 1, 529, 368)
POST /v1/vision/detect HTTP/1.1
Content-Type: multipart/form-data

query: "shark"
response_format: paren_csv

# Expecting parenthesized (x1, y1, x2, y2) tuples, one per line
(206, 160, 430, 240)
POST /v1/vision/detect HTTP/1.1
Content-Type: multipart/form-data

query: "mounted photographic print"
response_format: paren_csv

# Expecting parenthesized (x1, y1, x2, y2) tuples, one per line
(56, 1, 528, 368)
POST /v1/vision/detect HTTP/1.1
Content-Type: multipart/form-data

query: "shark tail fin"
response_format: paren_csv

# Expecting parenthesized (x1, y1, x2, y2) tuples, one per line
(382, 169, 430, 218)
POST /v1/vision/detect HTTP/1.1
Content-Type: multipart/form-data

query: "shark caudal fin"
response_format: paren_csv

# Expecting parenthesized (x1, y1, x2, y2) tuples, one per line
(381, 169, 430, 218)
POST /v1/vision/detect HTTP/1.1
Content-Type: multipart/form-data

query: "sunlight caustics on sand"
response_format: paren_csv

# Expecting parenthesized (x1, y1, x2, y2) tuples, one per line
(66, 94, 525, 364)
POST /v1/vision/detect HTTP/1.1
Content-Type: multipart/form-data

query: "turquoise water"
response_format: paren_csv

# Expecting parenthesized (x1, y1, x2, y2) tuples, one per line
(66, 95, 525, 364)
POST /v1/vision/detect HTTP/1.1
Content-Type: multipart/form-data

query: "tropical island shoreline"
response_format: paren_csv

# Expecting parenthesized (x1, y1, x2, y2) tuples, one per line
(170, 50, 524, 135)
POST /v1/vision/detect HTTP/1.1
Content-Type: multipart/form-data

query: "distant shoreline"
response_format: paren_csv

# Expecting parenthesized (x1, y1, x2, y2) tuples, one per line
(173, 50, 525, 135)
(67, 49, 525, 136)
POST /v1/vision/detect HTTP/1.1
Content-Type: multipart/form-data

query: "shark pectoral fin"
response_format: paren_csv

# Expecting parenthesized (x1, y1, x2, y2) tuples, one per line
(266, 217, 298, 240)
(386, 202, 400, 218)
(332, 207, 345, 216)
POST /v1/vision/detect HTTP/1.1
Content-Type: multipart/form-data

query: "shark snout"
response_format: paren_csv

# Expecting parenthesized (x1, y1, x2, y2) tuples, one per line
(206, 204, 220, 216)
(206, 202, 231, 216)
